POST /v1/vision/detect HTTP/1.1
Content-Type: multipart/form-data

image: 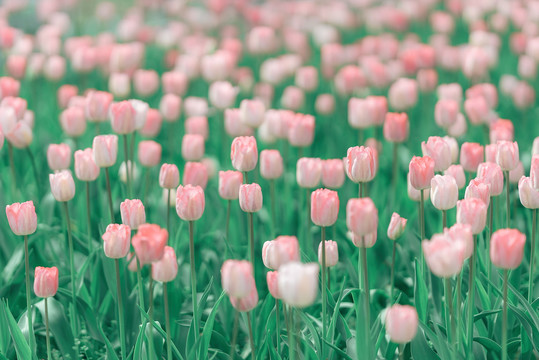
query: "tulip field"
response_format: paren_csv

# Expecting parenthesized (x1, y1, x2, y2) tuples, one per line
(3, 0, 539, 359)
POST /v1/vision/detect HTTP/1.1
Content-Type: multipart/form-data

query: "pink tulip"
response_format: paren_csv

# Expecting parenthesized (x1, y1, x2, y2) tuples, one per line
(34, 267, 59, 298)
(465, 178, 491, 206)
(387, 212, 407, 240)
(281, 86, 305, 111)
(108, 73, 130, 99)
(231, 136, 258, 172)
(184, 97, 208, 117)
(518, 177, 539, 209)
(315, 94, 335, 115)
(288, 113, 315, 147)
(384, 112, 409, 143)
(509, 162, 524, 184)
(152, 246, 178, 282)
(267, 271, 281, 299)
(218, 171, 243, 200)
(417, 68, 438, 92)
(159, 164, 180, 189)
(490, 119, 514, 144)
(347, 197, 378, 236)
(6, 122, 32, 148)
(444, 164, 466, 189)
(129, 100, 149, 130)
(6, 201, 37, 236)
(49, 171, 75, 202)
(311, 189, 339, 227)
(490, 229, 526, 269)
(239, 99, 266, 128)
(460, 142, 484, 173)
(430, 175, 458, 210)
(92, 135, 118, 168)
(132, 224, 168, 265)
(297, 157, 322, 188)
(176, 185, 205, 221)
(183, 162, 208, 189)
(140, 109, 162, 137)
(239, 184, 263, 213)
(247, 26, 277, 55)
(422, 234, 465, 277)
(435, 99, 459, 129)
(260, 150, 283, 180)
(456, 198, 488, 234)
(445, 224, 474, 259)
(162, 71, 188, 96)
(159, 94, 182, 122)
(230, 286, 259, 312)
(102, 224, 131, 258)
(138, 141, 162, 167)
(388, 78, 418, 111)
(409, 156, 435, 190)
(209, 81, 237, 110)
(221, 260, 255, 298)
(181, 134, 205, 162)
(60, 107, 86, 137)
(73, 148, 99, 182)
(120, 199, 146, 230)
(133, 69, 159, 97)
(385, 305, 418, 344)
(225, 109, 253, 137)
(318, 240, 338, 267)
(85, 90, 113, 122)
(278, 262, 319, 308)
(322, 159, 345, 189)
(262, 236, 300, 270)
(47, 143, 71, 171)
(110, 101, 136, 135)
(346, 146, 377, 183)
(422, 136, 451, 172)
(496, 141, 519, 171)
(477, 162, 504, 196)
(530, 155, 539, 190)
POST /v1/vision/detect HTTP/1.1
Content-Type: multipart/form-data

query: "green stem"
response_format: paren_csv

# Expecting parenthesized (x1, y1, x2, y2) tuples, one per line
(398, 344, 404, 360)
(115, 259, 126, 359)
(189, 221, 199, 357)
(275, 298, 281, 353)
(225, 200, 231, 251)
(505, 171, 510, 228)
(359, 182, 363, 198)
(289, 307, 296, 360)
(270, 180, 277, 236)
(24, 235, 36, 355)
(86, 182, 92, 254)
(123, 134, 131, 199)
(243, 171, 249, 184)
(105, 168, 115, 223)
(445, 278, 456, 355)
(306, 188, 311, 255)
(360, 241, 371, 359)
(442, 210, 447, 230)
(63, 202, 78, 346)
(488, 198, 493, 301)
(390, 240, 396, 303)
(501, 270, 508, 360)
(392, 142, 398, 192)
(167, 189, 171, 237)
(26, 147, 41, 201)
(135, 256, 147, 351)
(321, 227, 327, 359)
(247, 312, 256, 360)
(358, 129, 364, 146)
(148, 277, 154, 359)
(529, 209, 537, 303)
(248, 213, 254, 268)
(143, 169, 151, 205)
(457, 272, 462, 349)
(466, 237, 477, 359)
(230, 309, 239, 360)
(8, 143, 18, 195)
(45, 297, 51, 360)
(164, 283, 172, 360)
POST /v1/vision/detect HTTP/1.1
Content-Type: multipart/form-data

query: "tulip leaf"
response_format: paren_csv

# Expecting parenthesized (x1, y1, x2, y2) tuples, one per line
(1, 300, 31, 360)
(414, 258, 428, 322)
(35, 298, 76, 360)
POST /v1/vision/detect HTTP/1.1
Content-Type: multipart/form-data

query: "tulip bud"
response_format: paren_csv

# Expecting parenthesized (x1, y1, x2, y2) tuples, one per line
(184, 97, 208, 117)
(225, 109, 253, 137)
(267, 271, 281, 299)
(490, 229, 526, 269)
(102, 224, 131, 258)
(278, 262, 319, 308)
(465, 178, 491, 206)
(388, 78, 418, 111)
(110, 101, 136, 134)
(230, 286, 259, 312)
(347, 197, 378, 236)
(387, 212, 407, 240)
(519, 177, 539, 209)
(297, 157, 322, 188)
(218, 171, 242, 200)
(315, 94, 335, 115)
(138, 140, 162, 167)
(49, 170, 75, 202)
(407, 172, 430, 202)
(496, 141, 519, 171)
(34, 266, 59, 298)
(57, 85, 78, 109)
(60, 107, 86, 137)
(409, 156, 435, 190)
(120, 199, 146, 230)
(133, 69, 159, 97)
(140, 109, 162, 137)
(159, 164, 180, 189)
(477, 162, 503, 196)
(311, 189, 339, 227)
(430, 175, 458, 210)
(318, 240, 338, 267)
(444, 164, 466, 189)
(239, 99, 265, 128)
(209, 81, 237, 110)
(152, 246, 178, 282)
(490, 119, 514, 144)
(385, 305, 418, 344)
(239, 184, 263, 212)
(460, 142, 484, 173)
(434, 99, 459, 129)
(421, 136, 451, 172)
(288, 113, 315, 147)
(86, 91, 113, 122)
(109, 73, 130, 99)
(92, 135, 118, 168)
(181, 134, 205, 161)
(221, 260, 255, 298)
(47, 143, 71, 171)
(231, 136, 258, 172)
(159, 94, 182, 122)
(384, 112, 409, 143)
(456, 198, 487, 234)
(176, 185, 205, 221)
(260, 150, 283, 180)
(345, 146, 377, 183)
(183, 162, 208, 189)
(132, 224, 168, 264)
(262, 236, 300, 270)
(322, 159, 345, 189)
(422, 234, 465, 277)
(6, 122, 32, 148)
(6, 201, 37, 236)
